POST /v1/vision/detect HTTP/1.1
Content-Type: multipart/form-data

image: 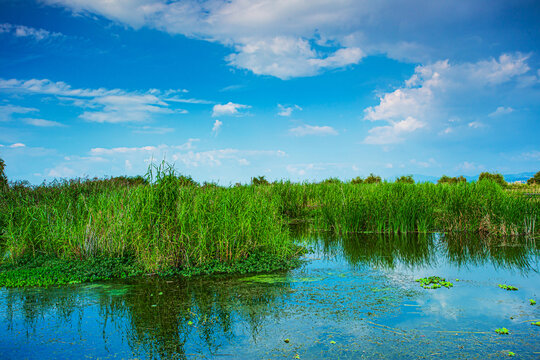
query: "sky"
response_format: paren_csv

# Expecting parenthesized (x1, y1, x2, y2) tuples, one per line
(0, 0, 539, 185)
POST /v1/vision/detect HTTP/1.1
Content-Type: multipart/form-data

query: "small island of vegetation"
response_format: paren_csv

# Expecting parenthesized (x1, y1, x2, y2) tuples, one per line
(1, 158, 539, 287)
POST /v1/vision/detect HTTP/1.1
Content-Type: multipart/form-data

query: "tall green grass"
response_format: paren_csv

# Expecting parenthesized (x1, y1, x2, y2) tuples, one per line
(1, 168, 538, 272)
(268, 180, 538, 235)
(1, 166, 293, 271)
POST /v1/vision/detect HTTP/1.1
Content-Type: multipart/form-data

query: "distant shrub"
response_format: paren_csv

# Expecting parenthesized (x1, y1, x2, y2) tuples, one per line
(527, 171, 540, 185)
(438, 175, 467, 184)
(321, 177, 341, 184)
(479, 172, 506, 187)
(351, 176, 364, 185)
(365, 173, 382, 184)
(0, 158, 7, 191)
(251, 176, 270, 186)
(396, 175, 414, 184)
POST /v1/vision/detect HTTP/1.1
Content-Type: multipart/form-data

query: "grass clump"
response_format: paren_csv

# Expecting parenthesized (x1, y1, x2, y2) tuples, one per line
(415, 276, 453, 289)
(495, 327, 510, 334)
(498, 284, 518, 291)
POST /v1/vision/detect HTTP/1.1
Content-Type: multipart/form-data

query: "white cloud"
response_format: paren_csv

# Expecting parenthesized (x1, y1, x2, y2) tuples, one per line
(520, 150, 540, 161)
(212, 102, 250, 117)
(0, 104, 38, 121)
(489, 106, 514, 117)
(0, 23, 64, 41)
(227, 37, 363, 79)
(44, 0, 515, 79)
(289, 124, 338, 137)
(132, 126, 174, 134)
(0, 78, 188, 123)
(468, 121, 485, 129)
(364, 116, 424, 145)
(362, 53, 532, 144)
(278, 104, 302, 117)
(212, 119, 223, 135)
(10, 143, 26, 148)
(410, 158, 438, 168)
(22, 118, 65, 127)
(456, 161, 484, 172)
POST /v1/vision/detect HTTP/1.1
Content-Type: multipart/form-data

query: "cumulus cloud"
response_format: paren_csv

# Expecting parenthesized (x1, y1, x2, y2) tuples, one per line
(41, 0, 532, 79)
(362, 53, 532, 144)
(278, 104, 302, 117)
(0, 78, 188, 123)
(364, 117, 424, 145)
(289, 124, 338, 136)
(212, 119, 223, 135)
(0, 23, 64, 41)
(212, 102, 250, 117)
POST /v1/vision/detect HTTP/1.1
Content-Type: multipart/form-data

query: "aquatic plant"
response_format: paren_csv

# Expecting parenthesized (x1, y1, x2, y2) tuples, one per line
(532, 321, 540, 326)
(498, 284, 518, 291)
(1, 159, 539, 286)
(495, 327, 509, 334)
(415, 276, 453, 289)
(530, 299, 536, 305)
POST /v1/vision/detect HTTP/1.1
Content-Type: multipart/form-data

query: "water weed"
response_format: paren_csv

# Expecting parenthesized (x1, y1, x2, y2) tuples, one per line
(498, 284, 519, 291)
(415, 276, 453, 289)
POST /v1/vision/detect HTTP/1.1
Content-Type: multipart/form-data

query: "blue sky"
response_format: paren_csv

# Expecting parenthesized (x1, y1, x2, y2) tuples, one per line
(0, 0, 539, 184)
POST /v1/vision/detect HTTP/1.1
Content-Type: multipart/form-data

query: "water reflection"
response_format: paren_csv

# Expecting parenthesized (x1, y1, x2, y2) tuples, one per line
(299, 230, 538, 272)
(1, 233, 539, 359)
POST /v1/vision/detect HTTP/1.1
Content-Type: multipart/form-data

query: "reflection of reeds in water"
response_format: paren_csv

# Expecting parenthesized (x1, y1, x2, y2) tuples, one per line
(2, 277, 293, 359)
(442, 233, 539, 272)
(297, 230, 538, 272)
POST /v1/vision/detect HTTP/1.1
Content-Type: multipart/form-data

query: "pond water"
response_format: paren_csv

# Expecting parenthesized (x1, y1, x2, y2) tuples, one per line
(1, 233, 539, 359)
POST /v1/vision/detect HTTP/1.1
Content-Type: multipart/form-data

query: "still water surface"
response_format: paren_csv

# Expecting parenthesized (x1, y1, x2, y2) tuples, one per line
(1, 233, 539, 359)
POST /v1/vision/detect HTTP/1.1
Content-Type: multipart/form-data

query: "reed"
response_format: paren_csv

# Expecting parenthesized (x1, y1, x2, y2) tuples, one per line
(1, 164, 538, 275)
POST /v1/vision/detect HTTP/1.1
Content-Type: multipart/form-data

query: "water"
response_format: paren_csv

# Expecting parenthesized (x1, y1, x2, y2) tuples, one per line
(1, 233, 539, 359)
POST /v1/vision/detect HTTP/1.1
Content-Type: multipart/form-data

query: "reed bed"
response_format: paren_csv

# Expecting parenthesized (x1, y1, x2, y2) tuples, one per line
(1, 170, 538, 272)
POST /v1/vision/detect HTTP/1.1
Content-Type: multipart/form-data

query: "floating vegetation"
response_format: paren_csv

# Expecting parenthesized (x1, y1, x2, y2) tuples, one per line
(498, 284, 519, 291)
(239, 274, 322, 284)
(415, 276, 454, 289)
(508, 351, 516, 356)
(532, 321, 540, 326)
(284, 338, 290, 343)
(530, 299, 536, 305)
(495, 327, 510, 334)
